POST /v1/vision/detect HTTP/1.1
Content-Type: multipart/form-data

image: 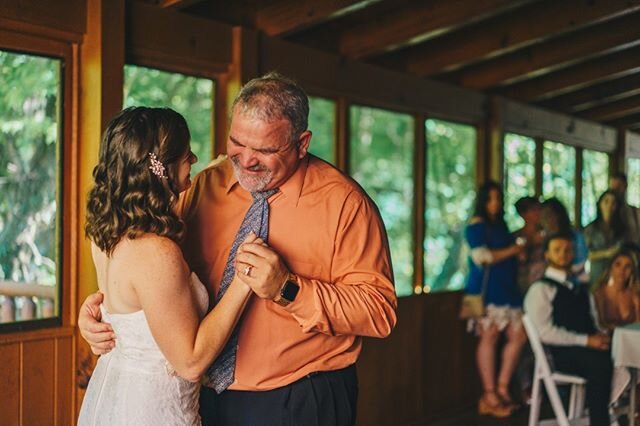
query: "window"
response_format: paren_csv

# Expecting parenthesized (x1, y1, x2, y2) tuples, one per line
(424, 119, 476, 292)
(543, 141, 576, 223)
(124, 65, 214, 175)
(628, 158, 640, 207)
(308, 96, 335, 164)
(503, 133, 536, 230)
(0, 50, 62, 325)
(349, 106, 414, 297)
(581, 149, 609, 226)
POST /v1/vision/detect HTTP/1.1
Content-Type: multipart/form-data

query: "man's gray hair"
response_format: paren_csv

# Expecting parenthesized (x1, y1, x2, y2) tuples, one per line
(231, 72, 309, 144)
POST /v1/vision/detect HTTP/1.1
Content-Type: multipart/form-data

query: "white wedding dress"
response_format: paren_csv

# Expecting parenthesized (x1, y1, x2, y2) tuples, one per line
(78, 273, 209, 426)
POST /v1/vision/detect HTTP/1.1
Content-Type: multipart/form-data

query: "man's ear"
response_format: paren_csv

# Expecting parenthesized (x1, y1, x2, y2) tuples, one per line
(297, 130, 312, 159)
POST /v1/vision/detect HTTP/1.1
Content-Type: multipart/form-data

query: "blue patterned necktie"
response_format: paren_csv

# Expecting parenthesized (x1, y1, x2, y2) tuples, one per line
(205, 188, 278, 393)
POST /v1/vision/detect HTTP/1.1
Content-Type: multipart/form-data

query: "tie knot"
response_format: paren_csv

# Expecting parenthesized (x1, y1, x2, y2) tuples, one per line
(252, 188, 278, 201)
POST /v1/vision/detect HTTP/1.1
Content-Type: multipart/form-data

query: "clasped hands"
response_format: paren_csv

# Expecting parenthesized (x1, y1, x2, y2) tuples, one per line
(586, 333, 611, 351)
(78, 232, 290, 356)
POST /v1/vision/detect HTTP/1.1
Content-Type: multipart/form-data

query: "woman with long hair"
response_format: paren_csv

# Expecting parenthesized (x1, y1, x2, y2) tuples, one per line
(464, 181, 527, 418)
(79, 107, 254, 425)
(593, 249, 640, 330)
(585, 190, 627, 286)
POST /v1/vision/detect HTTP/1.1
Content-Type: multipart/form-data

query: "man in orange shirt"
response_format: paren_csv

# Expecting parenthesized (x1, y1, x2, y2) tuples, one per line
(79, 72, 397, 425)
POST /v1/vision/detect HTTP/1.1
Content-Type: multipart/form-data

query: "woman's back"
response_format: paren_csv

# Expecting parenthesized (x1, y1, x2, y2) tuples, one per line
(78, 237, 209, 425)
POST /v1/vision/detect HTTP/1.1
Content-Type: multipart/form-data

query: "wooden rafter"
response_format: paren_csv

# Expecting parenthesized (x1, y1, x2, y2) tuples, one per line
(254, 0, 382, 37)
(540, 72, 640, 112)
(580, 94, 640, 121)
(605, 112, 640, 128)
(337, 0, 533, 59)
(499, 45, 640, 102)
(441, 12, 640, 90)
(139, 0, 202, 9)
(401, 0, 640, 77)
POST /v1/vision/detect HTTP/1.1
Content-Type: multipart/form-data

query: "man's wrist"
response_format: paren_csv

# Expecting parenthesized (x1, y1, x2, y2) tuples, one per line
(273, 272, 299, 306)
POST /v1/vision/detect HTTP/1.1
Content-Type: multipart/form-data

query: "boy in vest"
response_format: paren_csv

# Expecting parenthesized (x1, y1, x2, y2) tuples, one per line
(524, 231, 613, 425)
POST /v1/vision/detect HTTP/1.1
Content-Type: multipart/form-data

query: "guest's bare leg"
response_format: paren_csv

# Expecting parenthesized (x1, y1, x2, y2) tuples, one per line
(497, 322, 527, 403)
(477, 323, 501, 406)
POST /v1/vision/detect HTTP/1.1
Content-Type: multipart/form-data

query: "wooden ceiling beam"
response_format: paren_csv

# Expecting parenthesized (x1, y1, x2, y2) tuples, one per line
(441, 12, 640, 90)
(499, 45, 640, 102)
(254, 0, 382, 37)
(605, 112, 640, 129)
(540, 72, 640, 112)
(580, 94, 640, 122)
(139, 0, 202, 9)
(402, 0, 640, 77)
(338, 0, 533, 59)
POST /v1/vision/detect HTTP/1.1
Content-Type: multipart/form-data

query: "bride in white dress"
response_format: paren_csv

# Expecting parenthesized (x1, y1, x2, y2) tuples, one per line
(78, 107, 255, 425)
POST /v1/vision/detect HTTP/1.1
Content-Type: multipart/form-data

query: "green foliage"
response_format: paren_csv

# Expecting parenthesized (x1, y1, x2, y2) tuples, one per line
(123, 65, 213, 175)
(349, 106, 415, 297)
(424, 119, 476, 292)
(543, 141, 576, 223)
(504, 133, 536, 230)
(628, 158, 640, 207)
(308, 96, 335, 164)
(582, 150, 609, 226)
(0, 51, 59, 285)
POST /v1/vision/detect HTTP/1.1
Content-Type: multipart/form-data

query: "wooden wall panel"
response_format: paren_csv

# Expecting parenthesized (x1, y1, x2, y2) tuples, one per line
(356, 291, 477, 426)
(23, 339, 55, 426)
(0, 0, 85, 40)
(56, 337, 73, 426)
(0, 342, 20, 425)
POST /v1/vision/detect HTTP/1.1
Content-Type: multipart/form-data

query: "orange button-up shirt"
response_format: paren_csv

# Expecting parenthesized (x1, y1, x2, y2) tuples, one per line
(178, 155, 397, 391)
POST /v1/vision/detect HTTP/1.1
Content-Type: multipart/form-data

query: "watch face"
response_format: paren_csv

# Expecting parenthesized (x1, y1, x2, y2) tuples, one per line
(282, 280, 300, 301)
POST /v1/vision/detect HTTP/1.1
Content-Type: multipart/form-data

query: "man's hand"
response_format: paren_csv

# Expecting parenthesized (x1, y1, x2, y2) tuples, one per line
(587, 333, 611, 351)
(78, 292, 116, 355)
(235, 241, 288, 300)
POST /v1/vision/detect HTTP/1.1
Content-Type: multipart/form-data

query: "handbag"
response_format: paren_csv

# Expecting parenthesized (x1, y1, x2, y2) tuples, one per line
(459, 265, 490, 320)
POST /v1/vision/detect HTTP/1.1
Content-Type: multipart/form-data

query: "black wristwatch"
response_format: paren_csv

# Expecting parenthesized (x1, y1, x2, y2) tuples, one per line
(275, 274, 299, 307)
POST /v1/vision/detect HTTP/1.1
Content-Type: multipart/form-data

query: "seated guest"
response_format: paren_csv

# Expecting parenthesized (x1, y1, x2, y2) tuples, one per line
(593, 249, 640, 330)
(513, 196, 545, 294)
(540, 198, 589, 284)
(585, 190, 627, 285)
(524, 232, 613, 426)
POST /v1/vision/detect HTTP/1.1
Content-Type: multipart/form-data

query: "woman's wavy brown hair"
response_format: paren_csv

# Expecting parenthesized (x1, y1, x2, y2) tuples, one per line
(85, 107, 191, 255)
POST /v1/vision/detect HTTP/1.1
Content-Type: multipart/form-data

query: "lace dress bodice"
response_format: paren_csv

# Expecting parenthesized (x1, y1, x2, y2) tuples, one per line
(78, 273, 209, 425)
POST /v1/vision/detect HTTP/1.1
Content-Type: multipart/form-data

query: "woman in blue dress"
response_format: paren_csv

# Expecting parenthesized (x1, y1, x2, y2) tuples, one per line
(465, 181, 527, 418)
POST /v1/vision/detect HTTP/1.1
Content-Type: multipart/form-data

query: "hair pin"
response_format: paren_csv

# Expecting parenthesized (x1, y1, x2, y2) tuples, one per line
(148, 152, 167, 179)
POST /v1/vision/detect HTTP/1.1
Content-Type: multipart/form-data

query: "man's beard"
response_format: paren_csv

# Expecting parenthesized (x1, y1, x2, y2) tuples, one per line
(231, 157, 273, 192)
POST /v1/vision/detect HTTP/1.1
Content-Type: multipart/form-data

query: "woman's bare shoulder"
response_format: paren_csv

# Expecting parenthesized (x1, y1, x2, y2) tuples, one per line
(117, 235, 187, 274)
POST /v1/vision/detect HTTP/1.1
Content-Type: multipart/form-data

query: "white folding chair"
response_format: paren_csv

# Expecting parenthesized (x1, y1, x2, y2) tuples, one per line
(522, 315, 588, 426)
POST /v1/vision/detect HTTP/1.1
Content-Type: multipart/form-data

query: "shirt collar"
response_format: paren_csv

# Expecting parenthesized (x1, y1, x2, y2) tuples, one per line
(544, 266, 573, 289)
(225, 155, 309, 207)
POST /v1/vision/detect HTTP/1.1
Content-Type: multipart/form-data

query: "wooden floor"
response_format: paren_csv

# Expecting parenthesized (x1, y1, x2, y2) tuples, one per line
(429, 403, 633, 426)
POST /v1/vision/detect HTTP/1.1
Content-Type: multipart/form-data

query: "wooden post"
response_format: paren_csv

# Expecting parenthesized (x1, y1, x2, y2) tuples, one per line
(0, 296, 15, 323)
(20, 296, 36, 320)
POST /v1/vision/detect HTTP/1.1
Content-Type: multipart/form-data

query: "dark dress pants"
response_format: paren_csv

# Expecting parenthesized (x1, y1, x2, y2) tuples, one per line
(550, 346, 613, 426)
(200, 365, 358, 426)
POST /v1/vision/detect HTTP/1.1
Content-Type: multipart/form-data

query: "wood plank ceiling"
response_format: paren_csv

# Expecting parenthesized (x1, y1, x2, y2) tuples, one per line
(144, 0, 640, 132)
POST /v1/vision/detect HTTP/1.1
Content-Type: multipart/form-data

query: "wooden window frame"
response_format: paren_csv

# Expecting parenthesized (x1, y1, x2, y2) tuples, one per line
(0, 31, 76, 334)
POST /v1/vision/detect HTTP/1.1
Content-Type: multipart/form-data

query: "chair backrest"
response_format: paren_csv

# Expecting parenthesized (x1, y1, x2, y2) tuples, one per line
(522, 314, 554, 378)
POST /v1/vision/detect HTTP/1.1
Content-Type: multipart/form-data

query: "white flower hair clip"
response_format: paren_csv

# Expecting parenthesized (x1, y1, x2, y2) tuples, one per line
(148, 152, 167, 179)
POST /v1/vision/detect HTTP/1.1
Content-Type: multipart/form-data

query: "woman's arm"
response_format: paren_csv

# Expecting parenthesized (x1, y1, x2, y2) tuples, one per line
(133, 237, 252, 382)
(467, 217, 522, 266)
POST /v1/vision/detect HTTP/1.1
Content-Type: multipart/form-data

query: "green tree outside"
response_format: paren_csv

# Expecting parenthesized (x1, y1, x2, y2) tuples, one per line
(424, 119, 476, 292)
(0, 51, 60, 288)
(308, 96, 335, 164)
(349, 106, 415, 297)
(123, 65, 214, 175)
